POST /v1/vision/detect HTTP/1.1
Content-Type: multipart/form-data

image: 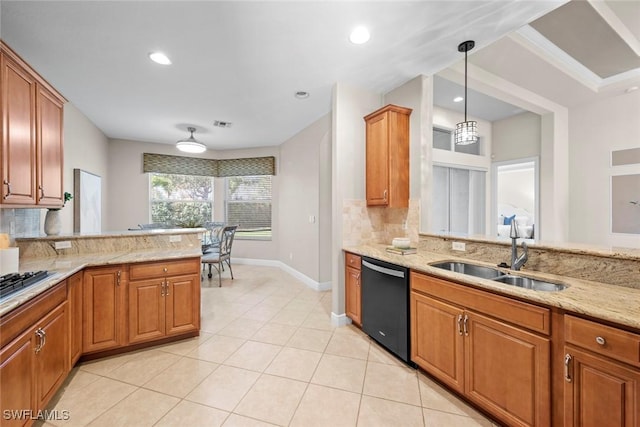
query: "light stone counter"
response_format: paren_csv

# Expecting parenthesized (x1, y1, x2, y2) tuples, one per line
(345, 244, 640, 331)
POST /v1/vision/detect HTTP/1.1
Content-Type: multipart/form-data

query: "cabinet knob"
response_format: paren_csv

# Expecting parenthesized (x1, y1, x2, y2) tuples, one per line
(163, 267, 168, 273)
(595, 336, 606, 346)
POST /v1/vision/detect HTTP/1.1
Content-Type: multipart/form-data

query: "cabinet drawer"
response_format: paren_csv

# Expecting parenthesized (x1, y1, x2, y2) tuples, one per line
(130, 258, 200, 280)
(565, 315, 640, 367)
(345, 253, 361, 270)
(411, 271, 550, 335)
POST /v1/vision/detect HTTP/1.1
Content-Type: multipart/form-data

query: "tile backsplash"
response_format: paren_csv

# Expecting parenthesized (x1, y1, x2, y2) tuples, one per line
(0, 209, 41, 241)
(342, 199, 420, 247)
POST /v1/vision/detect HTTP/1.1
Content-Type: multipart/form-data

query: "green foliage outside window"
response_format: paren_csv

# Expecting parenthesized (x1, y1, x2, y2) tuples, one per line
(150, 173, 213, 227)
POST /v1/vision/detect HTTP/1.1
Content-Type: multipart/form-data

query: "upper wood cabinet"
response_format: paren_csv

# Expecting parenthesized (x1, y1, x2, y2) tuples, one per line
(364, 104, 412, 208)
(1, 41, 65, 208)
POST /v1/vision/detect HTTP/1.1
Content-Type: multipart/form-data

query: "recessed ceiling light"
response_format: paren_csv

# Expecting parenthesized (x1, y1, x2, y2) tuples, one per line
(149, 52, 171, 65)
(453, 96, 464, 103)
(295, 91, 310, 99)
(349, 26, 370, 44)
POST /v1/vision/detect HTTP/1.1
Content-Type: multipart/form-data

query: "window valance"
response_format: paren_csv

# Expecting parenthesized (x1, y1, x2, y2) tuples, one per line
(143, 153, 275, 177)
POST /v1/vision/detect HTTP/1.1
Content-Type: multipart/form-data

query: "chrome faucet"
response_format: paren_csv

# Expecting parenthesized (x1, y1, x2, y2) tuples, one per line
(510, 220, 528, 271)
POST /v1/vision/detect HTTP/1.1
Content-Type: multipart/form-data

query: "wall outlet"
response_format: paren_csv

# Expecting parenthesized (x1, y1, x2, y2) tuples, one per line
(452, 241, 466, 252)
(54, 241, 72, 250)
(169, 235, 182, 243)
(309, 215, 316, 224)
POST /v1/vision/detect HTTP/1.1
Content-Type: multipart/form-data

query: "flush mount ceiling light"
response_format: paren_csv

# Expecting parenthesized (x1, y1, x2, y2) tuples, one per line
(349, 26, 370, 44)
(294, 91, 310, 99)
(149, 52, 171, 65)
(454, 40, 478, 146)
(176, 127, 206, 153)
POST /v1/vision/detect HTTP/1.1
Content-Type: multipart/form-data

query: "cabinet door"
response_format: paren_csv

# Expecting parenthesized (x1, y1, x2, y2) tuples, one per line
(365, 112, 389, 206)
(345, 266, 361, 326)
(466, 311, 550, 427)
(165, 275, 200, 336)
(128, 278, 166, 344)
(83, 266, 126, 353)
(67, 272, 83, 366)
(0, 329, 35, 427)
(36, 85, 64, 206)
(564, 346, 639, 427)
(1, 53, 37, 205)
(35, 302, 68, 409)
(410, 291, 465, 393)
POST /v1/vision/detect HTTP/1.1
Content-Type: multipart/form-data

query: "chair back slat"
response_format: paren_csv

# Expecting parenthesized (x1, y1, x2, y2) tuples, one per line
(219, 225, 238, 256)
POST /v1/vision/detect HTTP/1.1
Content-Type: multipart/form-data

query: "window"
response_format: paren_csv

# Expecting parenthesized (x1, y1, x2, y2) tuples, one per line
(432, 165, 485, 235)
(226, 175, 272, 238)
(149, 173, 213, 227)
(433, 127, 481, 155)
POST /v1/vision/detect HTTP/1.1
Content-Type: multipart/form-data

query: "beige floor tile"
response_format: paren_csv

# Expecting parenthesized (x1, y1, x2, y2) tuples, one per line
(367, 341, 405, 366)
(358, 395, 424, 427)
(185, 365, 259, 411)
(154, 332, 214, 356)
(258, 295, 293, 309)
(333, 323, 368, 338)
(224, 340, 281, 372)
(289, 383, 360, 427)
(286, 327, 332, 352)
(423, 408, 494, 426)
(363, 361, 421, 406)
(241, 305, 282, 322)
(250, 322, 297, 345)
(301, 312, 335, 331)
(47, 377, 136, 427)
(221, 414, 278, 427)
(311, 353, 366, 393)
(325, 332, 370, 360)
(418, 373, 489, 420)
(56, 368, 101, 397)
(87, 388, 179, 427)
(234, 292, 268, 306)
(143, 357, 219, 397)
(103, 350, 181, 386)
(218, 318, 266, 339)
(264, 347, 322, 382)
(200, 313, 235, 334)
(155, 400, 230, 427)
(269, 308, 309, 326)
(234, 374, 307, 426)
(284, 298, 320, 312)
(186, 334, 246, 363)
(78, 350, 142, 376)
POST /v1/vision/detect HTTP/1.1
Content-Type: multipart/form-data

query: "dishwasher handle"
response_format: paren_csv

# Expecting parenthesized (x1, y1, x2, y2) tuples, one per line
(362, 259, 405, 279)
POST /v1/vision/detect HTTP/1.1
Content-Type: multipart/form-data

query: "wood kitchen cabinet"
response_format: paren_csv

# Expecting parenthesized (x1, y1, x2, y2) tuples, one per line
(1, 41, 65, 208)
(128, 258, 200, 344)
(411, 271, 551, 427)
(0, 282, 68, 426)
(67, 271, 83, 366)
(563, 315, 640, 427)
(364, 104, 411, 208)
(83, 265, 127, 353)
(344, 252, 362, 326)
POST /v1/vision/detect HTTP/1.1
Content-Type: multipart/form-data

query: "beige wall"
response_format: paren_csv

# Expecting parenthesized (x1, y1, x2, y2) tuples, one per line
(492, 112, 541, 162)
(58, 103, 110, 234)
(278, 114, 331, 283)
(569, 90, 640, 248)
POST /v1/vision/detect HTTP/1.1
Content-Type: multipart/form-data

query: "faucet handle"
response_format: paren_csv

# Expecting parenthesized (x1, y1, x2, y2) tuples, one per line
(509, 220, 519, 238)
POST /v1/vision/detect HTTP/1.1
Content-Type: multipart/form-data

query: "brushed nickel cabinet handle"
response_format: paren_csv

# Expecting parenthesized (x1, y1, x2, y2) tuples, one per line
(3, 180, 10, 199)
(457, 314, 463, 336)
(161, 281, 165, 297)
(165, 280, 170, 296)
(34, 329, 44, 353)
(463, 314, 469, 336)
(564, 354, 572, 383)
(38, 184, 45, 199)
(383, 189, 388, 200)
(40, 329, 46, 350)
(116, 270, 121, 286)
(595, 336, 606, 346)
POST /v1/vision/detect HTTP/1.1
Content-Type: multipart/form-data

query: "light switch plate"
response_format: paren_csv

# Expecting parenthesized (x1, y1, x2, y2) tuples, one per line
(452, 241, 466, 251)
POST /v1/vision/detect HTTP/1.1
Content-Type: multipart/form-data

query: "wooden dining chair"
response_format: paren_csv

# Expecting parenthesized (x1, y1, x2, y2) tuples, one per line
(201, 225, 238, 286)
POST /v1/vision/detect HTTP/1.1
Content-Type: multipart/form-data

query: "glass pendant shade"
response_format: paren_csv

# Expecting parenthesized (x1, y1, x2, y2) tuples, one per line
(454, 120, 478, 145)
(176, 127, 206, 153)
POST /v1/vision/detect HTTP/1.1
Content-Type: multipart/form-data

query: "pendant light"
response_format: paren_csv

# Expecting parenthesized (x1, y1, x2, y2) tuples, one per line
(176, 127, 206, 153)
(454, 40, 478, 145)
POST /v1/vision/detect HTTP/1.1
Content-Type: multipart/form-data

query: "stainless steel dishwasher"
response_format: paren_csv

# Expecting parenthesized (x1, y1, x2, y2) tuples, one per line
(361, 256, 412, 364)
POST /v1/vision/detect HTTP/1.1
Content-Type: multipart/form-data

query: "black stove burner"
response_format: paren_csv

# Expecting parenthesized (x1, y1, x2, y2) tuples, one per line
(0, 271, 49, 299)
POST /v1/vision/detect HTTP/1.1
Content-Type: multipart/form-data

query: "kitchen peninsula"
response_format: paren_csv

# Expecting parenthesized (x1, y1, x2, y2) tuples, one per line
(0, 228, 203, 421)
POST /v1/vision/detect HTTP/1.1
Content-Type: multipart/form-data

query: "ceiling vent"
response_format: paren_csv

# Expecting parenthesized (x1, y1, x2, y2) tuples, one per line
(213, 120, 232, 128)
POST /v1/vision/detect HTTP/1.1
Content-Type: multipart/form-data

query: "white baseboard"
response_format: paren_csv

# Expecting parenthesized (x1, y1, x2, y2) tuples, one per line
(331, 312, 351, 327)
(233, 258, 332, 292)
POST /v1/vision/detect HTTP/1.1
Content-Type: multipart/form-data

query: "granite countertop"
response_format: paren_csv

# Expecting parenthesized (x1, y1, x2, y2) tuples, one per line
(346, 244, 640, 331)
(0, 247, 202, 317)
(15, 227, 205, 241)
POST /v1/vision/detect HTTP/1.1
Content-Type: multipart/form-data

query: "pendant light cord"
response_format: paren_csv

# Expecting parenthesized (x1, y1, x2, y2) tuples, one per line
(464, 47, 468, 122)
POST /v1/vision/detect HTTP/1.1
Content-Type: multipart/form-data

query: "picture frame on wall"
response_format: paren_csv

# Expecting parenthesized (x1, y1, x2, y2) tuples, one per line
(74, 168, 102, 233)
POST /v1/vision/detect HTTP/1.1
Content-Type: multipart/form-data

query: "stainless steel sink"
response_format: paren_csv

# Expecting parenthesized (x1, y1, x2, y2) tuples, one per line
(430, 262, 504, 280)
(493, 275, 566, 292)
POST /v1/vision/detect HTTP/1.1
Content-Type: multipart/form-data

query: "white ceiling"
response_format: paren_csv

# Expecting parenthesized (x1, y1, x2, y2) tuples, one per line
(2, 1, 638, 150)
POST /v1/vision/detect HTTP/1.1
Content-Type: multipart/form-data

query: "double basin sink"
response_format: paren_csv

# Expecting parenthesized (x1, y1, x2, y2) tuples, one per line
(430, 261, 566, 292)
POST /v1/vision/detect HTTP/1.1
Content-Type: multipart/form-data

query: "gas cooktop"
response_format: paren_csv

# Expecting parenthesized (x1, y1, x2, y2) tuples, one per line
(0, 271, 50, 300)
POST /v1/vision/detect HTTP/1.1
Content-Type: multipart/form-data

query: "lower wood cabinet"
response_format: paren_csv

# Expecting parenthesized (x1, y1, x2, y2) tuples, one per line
(0, 283, 68, 427)
(82, 265, 127, 353)
(128, 258, 200, 344)
(67, 271, 82, 366)
(411, 271, 550, 427)
(344, 252, 362, 326)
